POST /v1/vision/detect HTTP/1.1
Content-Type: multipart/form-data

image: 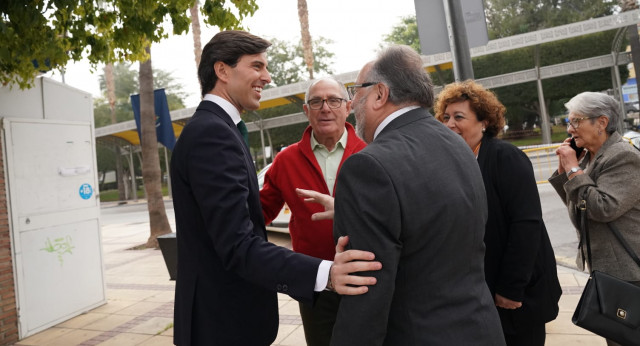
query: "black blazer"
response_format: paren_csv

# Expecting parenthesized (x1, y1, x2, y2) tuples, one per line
(477, 136, 561, 333)
(331, 108, 505, 345)
(170, 100, 321, 346)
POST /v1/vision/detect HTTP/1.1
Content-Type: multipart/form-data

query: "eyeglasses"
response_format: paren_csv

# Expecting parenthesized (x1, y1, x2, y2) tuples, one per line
(307, 98, 347, 110)
(347, 82, 379, 99)
(567, 116, 597, 130)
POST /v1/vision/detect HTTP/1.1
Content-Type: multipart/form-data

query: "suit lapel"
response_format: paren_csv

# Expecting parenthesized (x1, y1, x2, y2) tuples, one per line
(196, 101, 253, 162)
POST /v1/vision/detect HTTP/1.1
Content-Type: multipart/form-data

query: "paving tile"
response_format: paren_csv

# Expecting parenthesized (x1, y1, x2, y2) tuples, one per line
(127, 316, 173, 335)
(94, 332, 152, 345)
(278, 300, 301, 315)
(44, 329, 103, 346)
(82, 314, 137, 332)
(558, 272, 580, 287)
(137, 335, 175, 346)
(144, 291, 175, 303)
(272, 324, 301, 346)
(558, 293, 581, 313)
(56, 312, 109, 329)
(90, 300, 139, 314)
(574, 273, 590, 286)
(160, 326, 173, 337)
(14, 327, 74, 345)
(115, 301, 164, 316)
(547, 312, 594, 335)
(276, 324, 307, 346)
(105, 289, 158, 301)
(546, 333, 607, 345)
(278, 297, 294, 309)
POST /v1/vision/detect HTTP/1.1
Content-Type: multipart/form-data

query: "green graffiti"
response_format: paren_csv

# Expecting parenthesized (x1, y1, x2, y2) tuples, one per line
(41, 236, 74, 265)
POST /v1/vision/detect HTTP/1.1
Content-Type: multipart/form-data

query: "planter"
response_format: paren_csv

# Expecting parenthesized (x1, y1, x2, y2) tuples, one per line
(157, 233, 177, 281)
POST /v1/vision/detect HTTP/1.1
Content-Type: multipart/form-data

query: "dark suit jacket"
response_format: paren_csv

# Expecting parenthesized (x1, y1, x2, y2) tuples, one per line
(331, 108, 505, 346)
(477, 137, 561, 334)
(170, 100, 322, 346)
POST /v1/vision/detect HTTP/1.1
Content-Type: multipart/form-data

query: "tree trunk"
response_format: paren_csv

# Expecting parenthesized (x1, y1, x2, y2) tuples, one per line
(190, 1, 202, 69)
(297, 0, 314, 79)
(139, 46, 172, 248)
(104, 62, 127, 202)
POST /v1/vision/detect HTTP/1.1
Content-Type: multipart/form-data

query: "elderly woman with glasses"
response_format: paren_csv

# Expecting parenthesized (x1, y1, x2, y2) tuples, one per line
(434, 80, 561, 346)
(550, 91, 640, 346)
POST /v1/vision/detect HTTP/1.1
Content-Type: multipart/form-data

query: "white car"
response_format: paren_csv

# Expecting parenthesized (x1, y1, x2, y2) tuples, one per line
(623, 130, 640, 150)
(257, 163, 291, 231)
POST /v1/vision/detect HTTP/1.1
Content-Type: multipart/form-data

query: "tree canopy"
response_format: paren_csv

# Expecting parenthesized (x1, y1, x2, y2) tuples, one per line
(484, 0, 616, 39)
(266, 37, 335, 87)
(3, 0, 261, 248)
(0, 0, 258, 88)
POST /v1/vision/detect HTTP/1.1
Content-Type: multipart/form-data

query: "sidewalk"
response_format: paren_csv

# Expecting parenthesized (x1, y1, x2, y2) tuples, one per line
(15, 203, 606, 346)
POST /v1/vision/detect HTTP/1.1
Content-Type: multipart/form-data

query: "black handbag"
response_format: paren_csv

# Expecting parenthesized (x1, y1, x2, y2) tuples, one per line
(571, 197, 640, 346)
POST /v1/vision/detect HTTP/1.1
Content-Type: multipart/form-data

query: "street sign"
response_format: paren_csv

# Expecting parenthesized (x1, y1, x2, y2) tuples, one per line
(414, 0, 489, 56)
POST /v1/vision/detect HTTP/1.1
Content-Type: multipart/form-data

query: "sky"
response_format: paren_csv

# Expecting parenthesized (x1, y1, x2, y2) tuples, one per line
(44, 0, 418, 108)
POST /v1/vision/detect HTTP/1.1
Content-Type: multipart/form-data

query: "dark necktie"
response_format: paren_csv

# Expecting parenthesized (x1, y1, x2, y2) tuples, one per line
(236, 120, 249, 147)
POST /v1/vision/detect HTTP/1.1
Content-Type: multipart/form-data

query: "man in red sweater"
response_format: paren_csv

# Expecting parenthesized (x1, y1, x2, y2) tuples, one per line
(260, 77, 366, 346)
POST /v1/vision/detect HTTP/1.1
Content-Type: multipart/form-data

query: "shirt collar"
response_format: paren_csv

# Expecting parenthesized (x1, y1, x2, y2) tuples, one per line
(311, 128, 348, 151)
(203, 94, 242, 125)
(373, 105, 421, 140)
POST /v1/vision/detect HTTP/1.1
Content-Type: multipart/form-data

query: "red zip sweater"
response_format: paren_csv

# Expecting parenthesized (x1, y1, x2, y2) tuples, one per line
(260, 123, 366, 260)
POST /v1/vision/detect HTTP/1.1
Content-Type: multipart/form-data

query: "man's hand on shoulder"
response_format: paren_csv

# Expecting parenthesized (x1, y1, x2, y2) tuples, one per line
(330, 236, 381, 295)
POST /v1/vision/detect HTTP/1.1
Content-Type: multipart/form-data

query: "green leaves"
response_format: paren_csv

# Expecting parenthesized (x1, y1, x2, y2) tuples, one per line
(267, 37, 335, 87)
(1, 0, 258, 88)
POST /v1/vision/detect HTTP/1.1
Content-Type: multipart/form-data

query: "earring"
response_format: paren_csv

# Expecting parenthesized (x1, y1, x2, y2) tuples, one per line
(482, 127, 486, 133)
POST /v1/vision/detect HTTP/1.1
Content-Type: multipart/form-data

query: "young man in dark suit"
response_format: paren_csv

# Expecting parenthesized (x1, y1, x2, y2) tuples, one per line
(329, 45, 506, 345)
(170, 30, 380, 346)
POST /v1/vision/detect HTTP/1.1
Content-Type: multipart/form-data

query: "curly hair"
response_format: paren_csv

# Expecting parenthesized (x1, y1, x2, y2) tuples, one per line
(434, 80, 506, 138)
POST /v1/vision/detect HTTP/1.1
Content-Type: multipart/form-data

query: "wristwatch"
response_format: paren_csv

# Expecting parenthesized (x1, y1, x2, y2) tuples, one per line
(325, 266, 335, 292)
(567, 166, 581, 177)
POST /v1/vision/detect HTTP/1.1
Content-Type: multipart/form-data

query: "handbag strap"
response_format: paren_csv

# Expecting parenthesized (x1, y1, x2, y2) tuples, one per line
(579, 192, 640, 269)
(578, 197, 592, 268)
(607, 222, 640, 268)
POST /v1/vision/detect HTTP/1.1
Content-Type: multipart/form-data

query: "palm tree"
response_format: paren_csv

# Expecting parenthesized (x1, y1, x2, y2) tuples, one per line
(104, 62, 127, 201)
(297, 0, 314, 79)
(139, 46, 172, 248)
(190, 1, 202, 69)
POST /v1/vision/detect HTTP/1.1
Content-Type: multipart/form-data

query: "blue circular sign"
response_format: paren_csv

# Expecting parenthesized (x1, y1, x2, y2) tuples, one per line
(79, 183, 93, 200)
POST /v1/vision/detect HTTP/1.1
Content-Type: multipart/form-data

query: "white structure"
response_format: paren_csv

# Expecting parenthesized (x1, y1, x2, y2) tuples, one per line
(0, 77, 105, 338)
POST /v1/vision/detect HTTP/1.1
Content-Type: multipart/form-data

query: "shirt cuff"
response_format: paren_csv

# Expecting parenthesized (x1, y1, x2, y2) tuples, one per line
(314, 260, 333, 292)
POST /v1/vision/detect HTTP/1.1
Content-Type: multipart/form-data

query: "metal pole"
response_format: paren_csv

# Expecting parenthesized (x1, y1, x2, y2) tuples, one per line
(535, 46, 551, 144)
(443, 0, 474, 81)
(259, 118, 267, 167)
(266, 129, 274, 163)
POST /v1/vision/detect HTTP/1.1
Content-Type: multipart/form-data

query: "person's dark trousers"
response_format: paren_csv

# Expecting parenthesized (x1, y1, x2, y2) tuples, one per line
(504, 323, 546, 346)
(298, 290, 340, 346)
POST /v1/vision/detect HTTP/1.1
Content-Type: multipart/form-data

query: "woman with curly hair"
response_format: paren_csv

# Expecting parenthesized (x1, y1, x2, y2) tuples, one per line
(434, 80, 562, 345)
